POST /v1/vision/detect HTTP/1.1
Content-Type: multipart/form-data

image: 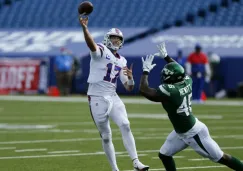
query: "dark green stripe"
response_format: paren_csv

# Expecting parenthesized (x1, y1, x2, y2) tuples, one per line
(193, 134, 209, 154)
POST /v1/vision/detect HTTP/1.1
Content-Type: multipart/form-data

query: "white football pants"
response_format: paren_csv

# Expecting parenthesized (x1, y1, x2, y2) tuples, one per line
(160, 121, 224, 162)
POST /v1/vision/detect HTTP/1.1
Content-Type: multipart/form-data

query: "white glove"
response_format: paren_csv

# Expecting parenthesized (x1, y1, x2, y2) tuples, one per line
(205, 75, 210, 83)
(155, 42, 168, 58)
(142, 54, 156, 72)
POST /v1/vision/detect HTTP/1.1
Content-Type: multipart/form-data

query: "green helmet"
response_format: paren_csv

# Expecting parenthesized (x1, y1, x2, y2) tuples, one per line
(161, 62, 185, 84)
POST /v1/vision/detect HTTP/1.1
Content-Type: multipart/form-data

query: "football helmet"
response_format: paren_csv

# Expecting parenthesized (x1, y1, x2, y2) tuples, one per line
(103, 28, 124, 51)
(161, 62, 185, 84)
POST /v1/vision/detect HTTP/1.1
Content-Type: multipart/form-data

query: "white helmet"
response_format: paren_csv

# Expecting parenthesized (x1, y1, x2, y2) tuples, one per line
(103, 28, 124, 51)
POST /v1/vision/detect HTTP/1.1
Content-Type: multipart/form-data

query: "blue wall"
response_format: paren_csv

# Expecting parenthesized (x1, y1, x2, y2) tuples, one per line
(2, 55, 243, 95)
(75, 56, 243, 95)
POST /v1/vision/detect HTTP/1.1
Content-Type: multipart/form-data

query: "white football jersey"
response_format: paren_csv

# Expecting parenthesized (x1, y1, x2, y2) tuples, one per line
(87, 43, 128, 96)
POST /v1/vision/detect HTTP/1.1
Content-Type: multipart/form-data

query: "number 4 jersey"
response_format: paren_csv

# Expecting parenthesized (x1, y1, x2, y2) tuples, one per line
(157, 75, 197, 134)
(87, 43, 128, 96)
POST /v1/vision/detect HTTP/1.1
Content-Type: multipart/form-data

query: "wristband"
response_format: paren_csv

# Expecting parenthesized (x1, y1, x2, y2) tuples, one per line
(143, 71, 149, 75)
(127, 79, 135, 86)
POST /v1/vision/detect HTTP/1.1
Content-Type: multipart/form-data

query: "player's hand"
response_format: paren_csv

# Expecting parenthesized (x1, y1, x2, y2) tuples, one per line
(142, 54, 156, 73)
(155, 42, 168, 58)
(123, 63, 133, 80)
(79, 15, 89, 29)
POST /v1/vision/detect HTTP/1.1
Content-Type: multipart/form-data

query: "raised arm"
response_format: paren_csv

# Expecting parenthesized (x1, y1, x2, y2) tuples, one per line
(155, 42, 176, 64)
(79, 16, 97, 52)
(139, 55, 163, 102)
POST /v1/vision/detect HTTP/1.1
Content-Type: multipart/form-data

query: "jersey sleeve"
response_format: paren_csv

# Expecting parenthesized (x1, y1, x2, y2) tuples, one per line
(119, 58, 128, 84)
(156, 84, 172, 97)
(89, 43, 104, 59)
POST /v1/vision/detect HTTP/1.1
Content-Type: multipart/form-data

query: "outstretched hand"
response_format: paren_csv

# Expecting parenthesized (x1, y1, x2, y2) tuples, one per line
(142, 54, 156, 73)
(155, 42, 168, 58)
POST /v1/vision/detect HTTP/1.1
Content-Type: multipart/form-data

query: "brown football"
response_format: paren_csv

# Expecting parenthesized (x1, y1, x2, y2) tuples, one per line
(78, 1, 93, 15)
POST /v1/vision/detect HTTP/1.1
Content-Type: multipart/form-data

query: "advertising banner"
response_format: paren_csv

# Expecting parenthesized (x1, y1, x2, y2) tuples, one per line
(0, 58, 41, 94)
(121, 27, 243, 57)
(0, 28, 148, 57)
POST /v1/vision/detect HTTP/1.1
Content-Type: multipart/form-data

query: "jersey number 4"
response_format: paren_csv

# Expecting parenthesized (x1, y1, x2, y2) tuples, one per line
(177, 93, 192, 116)
(103, 63, 121, 83)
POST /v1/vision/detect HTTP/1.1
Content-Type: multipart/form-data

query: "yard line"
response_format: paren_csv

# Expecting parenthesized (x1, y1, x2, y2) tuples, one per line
(1, 134, 243, 144)
(0, 129, 86, 134)
(0, 95, 243, 106)
(189, 158, 209, 161)
(123, 165, 226, 171)
(205, 120, 243, 124)
(0, 146, 242, 160)
(129, 114, 222, 120)
(140, 146, 243, 153)
(0, 123, 55, 129)
(1, 126, 243, 134)
(15, 148, 47, 153)
(0, 147, 16, 150)
(0, 114, 223, 121)
(0, 116, 83, 120)
(117, 154, 147, 157)
(0, 153, 99, 160)
(152, 156, 185, 159)
(185, 146, 243, 151)
(48, 150, 80, 154)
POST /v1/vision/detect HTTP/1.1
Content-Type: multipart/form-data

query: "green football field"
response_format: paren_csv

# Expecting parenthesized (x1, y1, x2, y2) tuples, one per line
(0, 96, 243, 171)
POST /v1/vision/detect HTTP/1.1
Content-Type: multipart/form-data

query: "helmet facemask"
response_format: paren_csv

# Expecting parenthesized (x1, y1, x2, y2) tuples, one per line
(103, 28, 124, 51)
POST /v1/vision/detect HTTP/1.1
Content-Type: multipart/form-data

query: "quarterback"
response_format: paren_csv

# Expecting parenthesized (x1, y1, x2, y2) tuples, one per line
(79, 16, 149, 171)
(139, 42, 243, 171)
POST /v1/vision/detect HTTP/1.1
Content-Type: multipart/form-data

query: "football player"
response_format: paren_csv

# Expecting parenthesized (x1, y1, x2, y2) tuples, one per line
(79, 16, 149, 171)
(139, 42, 243, 171)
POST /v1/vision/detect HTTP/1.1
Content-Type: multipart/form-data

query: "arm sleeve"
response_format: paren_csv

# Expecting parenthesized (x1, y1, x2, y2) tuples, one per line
(202, 54, 211, 76)
(205, 63, 211, 76)
(157, 84, 171, 97)
(185, 62, 192, 75)
(89, 44, 104, 59)
(186, 54, 193, 75)
(119, 59, 128, 84)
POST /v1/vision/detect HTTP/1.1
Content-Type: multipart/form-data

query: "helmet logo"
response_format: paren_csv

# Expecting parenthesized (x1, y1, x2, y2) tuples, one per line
(163, 68, 174, 75)
(115, 28, 120, 35)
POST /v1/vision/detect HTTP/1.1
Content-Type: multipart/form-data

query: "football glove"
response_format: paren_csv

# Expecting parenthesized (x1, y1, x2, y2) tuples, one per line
(155, 42, 168, 58)
(205, 75, 211, 83)
(142, 54, 156, 73)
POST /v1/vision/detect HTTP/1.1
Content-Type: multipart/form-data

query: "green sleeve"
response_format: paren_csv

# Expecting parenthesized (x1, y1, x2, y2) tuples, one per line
(156, 84, 172, 97)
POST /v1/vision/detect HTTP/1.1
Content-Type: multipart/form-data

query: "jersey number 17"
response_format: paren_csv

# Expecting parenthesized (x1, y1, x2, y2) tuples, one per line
(103, 63, 121, 83)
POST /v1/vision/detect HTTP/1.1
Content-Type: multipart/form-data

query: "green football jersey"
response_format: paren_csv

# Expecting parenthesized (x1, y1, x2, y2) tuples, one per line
(157, 75, 196, 133)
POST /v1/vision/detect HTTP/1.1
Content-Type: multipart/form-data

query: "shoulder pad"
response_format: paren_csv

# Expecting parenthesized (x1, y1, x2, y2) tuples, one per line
(97, 43, 105, 51)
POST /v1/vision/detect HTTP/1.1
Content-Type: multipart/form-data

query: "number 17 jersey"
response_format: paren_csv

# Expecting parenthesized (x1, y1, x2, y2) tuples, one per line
(157, 75, 196, 134)
(87, 43, 128, 96)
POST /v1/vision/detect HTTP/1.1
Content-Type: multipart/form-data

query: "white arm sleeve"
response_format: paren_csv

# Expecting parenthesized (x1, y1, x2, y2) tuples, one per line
(119, 67, 128, 84)
(205, 63, 211, 76)
(185, 62, 192, 75)
(89, 44, 104, 59)
(119, 59, 128, 84)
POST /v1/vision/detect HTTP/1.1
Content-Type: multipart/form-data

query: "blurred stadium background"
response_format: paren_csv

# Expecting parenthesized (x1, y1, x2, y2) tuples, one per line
(0, 0, 243, 171)
(0, 0, 243, 97)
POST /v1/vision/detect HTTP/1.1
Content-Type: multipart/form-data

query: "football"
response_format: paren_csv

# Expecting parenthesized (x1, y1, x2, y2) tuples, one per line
(78, 1, 93, 15)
